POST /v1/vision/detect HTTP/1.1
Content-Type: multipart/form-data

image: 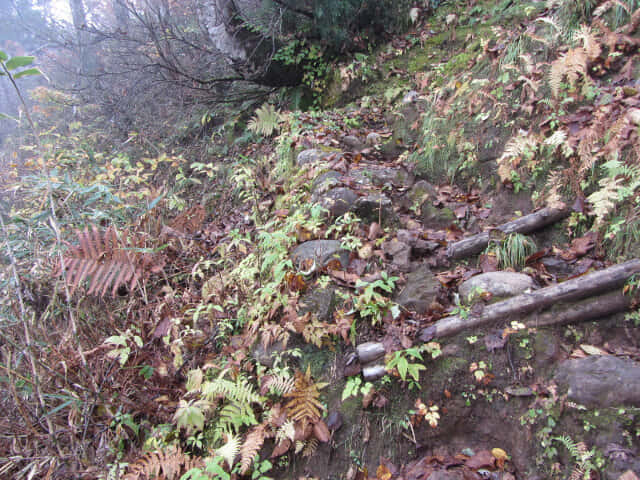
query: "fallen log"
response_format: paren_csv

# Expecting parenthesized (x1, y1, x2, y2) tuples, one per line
(419, 259, 640, 341)
(446, 206, 570, 259)
(524, 290, 631, 328)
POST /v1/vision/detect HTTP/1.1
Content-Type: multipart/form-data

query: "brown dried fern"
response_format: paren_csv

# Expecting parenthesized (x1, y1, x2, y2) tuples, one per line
(60, 224, 164, 297)
(123, 445, 202, 480)
(284, 367, 328, 426)
(240, 425, 267, 474)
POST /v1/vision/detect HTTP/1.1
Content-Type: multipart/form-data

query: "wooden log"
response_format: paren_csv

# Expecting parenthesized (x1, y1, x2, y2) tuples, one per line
(524, 290, 631, 328)
(446, 206, 570, 259)
(419, 259, 640, 341)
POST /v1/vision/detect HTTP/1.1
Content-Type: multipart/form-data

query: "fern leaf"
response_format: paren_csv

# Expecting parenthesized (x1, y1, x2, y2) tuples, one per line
(123, 445, 201, 480)
(285, 367, 327, 425)
(302, 438, 319, 457)
(216, 434, 241, 469)
(261, 374, 295, 396)
(61, 224, 162, 297)
(240, 425, 267, 474)
(588, 176, 623, 225)
(247, 104, 282, 137)
(275, 419, 296, 444)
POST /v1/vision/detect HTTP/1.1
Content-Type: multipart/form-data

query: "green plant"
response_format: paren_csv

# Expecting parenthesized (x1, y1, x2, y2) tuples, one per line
(341, 376, 373, 401)
(386, 346, 431, 385)
(353, 272, 399, 325)
(486, 232, 537, 270)
(247, 104, 283, 137)
(553, 435, 602, 479)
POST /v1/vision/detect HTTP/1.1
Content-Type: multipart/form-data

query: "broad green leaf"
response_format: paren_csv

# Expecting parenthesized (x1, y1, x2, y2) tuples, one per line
(14, 67, 42, 79)
(0, 50, 7, 61)
(104, 335, 128, 347)
(5, 56, 34, 70)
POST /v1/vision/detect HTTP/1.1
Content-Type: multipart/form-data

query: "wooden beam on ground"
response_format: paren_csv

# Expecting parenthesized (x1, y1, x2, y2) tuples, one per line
(419, 259, 640, 341)
(446, 206, 570, 260)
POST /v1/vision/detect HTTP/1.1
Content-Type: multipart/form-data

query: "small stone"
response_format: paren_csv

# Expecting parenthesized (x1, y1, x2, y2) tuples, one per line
(366, 132, 382, 145)
(343, 135, 365, 151)
(395, 265, 440, 314)
(298, 288, 336, 322)
(297, 148, 325, 165)
(357, 342, 386, 363)
(253, 339, 287, 367)
(292, 240, 350, 270)
(505, 386, 535, 397)
(402, 90, 420, 104)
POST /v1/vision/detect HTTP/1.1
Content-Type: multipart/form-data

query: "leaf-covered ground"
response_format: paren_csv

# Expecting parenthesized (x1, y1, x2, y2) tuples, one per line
(3, 1, 640, 479)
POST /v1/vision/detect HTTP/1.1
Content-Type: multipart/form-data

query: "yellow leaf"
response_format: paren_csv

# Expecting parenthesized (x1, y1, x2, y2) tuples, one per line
(491, 448, 508, 460)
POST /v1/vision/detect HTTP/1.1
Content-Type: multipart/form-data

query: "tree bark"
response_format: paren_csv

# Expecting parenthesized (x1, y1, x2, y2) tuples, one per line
(419, 259, 640, 341)
(446, 206, 570, 259)
(524, 290, 631, 328)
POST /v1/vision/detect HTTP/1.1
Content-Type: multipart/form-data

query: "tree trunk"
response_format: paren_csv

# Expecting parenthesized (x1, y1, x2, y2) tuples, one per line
(419, 259, 640, 341)
(201, 0, 303, 86)
(446, 206, 570, 259)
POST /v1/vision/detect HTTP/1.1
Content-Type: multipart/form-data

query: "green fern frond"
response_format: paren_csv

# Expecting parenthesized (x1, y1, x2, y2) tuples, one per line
(247, 104, 283, 137)
(201, 371, 263, 405)
(588, 176, 622, 225)
(218, 402, 259, 433)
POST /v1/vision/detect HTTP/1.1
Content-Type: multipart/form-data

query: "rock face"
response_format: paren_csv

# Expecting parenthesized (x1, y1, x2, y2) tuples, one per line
(317, 187, 358, 218)
(394, 265, 440, 314)
(458, 271, 537, 302)
(291, 240, 349, 270)
(297, 149, 325, 165)
(554, 356, 640, 407)
(420, 203, 456, 229)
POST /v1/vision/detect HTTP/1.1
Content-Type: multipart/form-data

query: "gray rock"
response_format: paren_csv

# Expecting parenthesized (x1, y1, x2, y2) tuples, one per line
(317, 187, 358, 218)
(554, 356, 640, 407)
(458, 272, 537, 302)
(366, 132, 382, 145)
(394, 265, 440, 314)
(402, 90, 420, 104)
(382, 239, 412, 272)
(253, 339, 287, 367)
(420, 203, 456, 229)
(343, 135, 365, 151)
(292, 240, 350, 270)
(354, 194, 395, 225)
(408, 180, 437, 209)
(298, 288, 336, 322)
(312, 170, 342, 194)
(357, 342, 386, 364)
(396, 229, 439, 255)
(297, 148, 325, 165)
(351, 166, 414, 188)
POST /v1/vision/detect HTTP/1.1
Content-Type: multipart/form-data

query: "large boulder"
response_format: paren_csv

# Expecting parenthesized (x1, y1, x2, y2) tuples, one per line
(291, 240, 349, 270)
(554, 356, 640, 407)
(458, 272, 537, 302)
(394, 265, 440, 314)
